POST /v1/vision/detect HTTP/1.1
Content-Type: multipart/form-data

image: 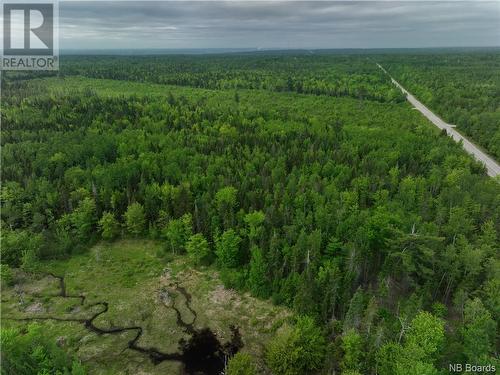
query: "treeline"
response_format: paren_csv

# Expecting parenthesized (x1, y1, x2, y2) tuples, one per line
(381, 52, 500, 159)
(1, 63, 499, 374)
(54, 54, 405, 103)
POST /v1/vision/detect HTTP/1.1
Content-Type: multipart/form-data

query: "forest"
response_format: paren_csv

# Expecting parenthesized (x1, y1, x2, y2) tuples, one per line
(381, 51, 500, 159)
(54, 53, 406, 103)
(1, 51, 499, 375)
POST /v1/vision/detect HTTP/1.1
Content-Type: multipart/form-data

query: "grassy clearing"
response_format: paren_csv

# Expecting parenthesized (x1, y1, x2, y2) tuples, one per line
(1, 239, 290, 374)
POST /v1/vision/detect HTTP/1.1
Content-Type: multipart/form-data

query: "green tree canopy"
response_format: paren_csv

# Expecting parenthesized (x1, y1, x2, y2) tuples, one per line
(461, 298, 496, 362)
(124, 202, 146, 236)
(341, 330, 364, 373)
(162, 213, 192, 254)
(265, 316, 326, 375)
(186, 233, 211, 265)
(215, 229, 242, 268)
(377, 311, 444, 375)
(226, 352, 257, 375)
(98, 211, 120, 240)
(71, 197, 96, 242)
(1, 323, 86, 375)
(215, 186, 238, 229)
(244, 211, 265, 245)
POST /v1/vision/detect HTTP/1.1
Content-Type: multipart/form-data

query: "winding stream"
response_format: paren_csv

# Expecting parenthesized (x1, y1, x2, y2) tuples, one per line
(5, 272, 243, 374)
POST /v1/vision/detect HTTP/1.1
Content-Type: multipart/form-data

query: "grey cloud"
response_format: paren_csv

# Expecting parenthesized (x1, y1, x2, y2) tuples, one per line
(59, 1, 500, 49)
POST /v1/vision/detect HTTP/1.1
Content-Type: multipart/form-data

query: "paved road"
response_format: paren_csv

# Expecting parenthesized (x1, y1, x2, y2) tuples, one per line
(377, 63, 500, 178)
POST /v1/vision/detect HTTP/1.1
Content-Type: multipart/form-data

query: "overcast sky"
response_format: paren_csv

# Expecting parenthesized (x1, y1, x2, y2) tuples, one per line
(59, 1, 499, 49)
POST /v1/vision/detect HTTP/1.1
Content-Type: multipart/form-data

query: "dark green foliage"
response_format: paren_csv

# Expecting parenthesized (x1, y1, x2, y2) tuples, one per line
(248, 246, 270, 298)
(58, 54, 405, 103)
(343, 289, 365, 332)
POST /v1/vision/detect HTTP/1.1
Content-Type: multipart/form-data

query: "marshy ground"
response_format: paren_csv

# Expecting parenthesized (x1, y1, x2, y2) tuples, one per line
(1, 240, 290, 374)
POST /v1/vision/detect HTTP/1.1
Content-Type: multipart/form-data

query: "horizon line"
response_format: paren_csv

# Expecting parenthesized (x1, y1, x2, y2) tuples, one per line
(60, 46, 500, 55)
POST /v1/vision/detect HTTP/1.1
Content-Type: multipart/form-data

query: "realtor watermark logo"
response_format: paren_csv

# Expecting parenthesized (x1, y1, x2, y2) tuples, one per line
(1, 0, 59, 70)
(449, 363, 496, 373)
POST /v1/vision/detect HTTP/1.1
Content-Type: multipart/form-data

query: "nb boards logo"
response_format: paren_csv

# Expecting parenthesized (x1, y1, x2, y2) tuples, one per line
(1, 0, 59, 70)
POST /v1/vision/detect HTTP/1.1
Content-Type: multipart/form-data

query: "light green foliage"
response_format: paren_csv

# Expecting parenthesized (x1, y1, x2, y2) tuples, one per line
(266, 326, 299, 375)
(248, 246, 269, 298)
(215, 187, 237, 208)
(377, 311, 444, 375)
(162, 213, 192, 253)
(376, 343, 402, 375)
(215, 186, 238, 229)
(478, 220, 497, 252)
(244, 211, 265, 244)
(124, 202, 146, 236)
(1, 229, 43, 267)
(186, 233, 211, 265)
(71, 197, 96, 241)
(1, 263, 14, 286)
(461, 298, 496, 362)
(265, 316, 326, 375)
(54, 214, 75, 255)
(405, 311, 445, 360)
(215, 229, 242, 268)
(395, 361, 440, 375)
(98, 211, 120, 240)
(71, 360, 87, 375)
(226, 352, 257, 375)
(21, 247, 39, 272)
(431, 302, 447, 318)
(482, 279, 500, 321)
(1, 323, 85, 374)
(341, 330, 364, 372)
(342, 371, 362, 375)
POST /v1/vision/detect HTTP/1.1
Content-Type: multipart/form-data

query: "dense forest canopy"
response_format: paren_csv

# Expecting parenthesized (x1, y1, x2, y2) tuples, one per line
(10, 53, 406, 103)
(1, 51, 499, 374)
(380, 52, 500, 159)
(16, 50, 499, 159)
